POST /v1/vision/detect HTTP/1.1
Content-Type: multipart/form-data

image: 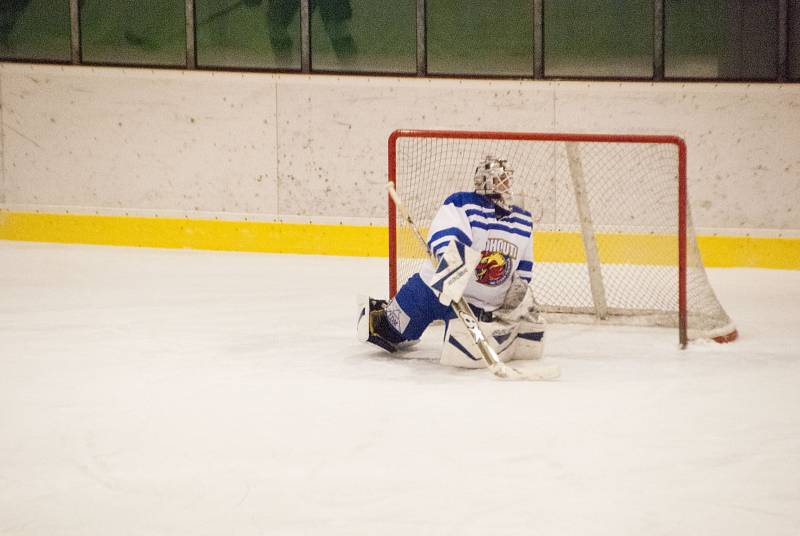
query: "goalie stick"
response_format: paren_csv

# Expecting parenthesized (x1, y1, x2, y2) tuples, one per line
(387, 182, 560, 382)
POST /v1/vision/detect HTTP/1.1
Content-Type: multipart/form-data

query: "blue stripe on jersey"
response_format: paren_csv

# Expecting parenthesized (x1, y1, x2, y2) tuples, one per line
(463, 209, 532, 226)
(463, 206, 530, 227)
(511, 206, 532, 218)
(502, 216, 533, 226)
(443, 192, 495, 209)
(447, 193, 531, 230)
(470, 221, 531, 238)
(428, 227, 473, 249)
(445, 192, 533, 218)
(464, 207, 496, 220)
(517, 259, 533, 283)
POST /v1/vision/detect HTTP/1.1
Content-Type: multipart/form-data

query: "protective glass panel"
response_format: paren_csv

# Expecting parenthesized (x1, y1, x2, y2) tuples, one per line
(665, 0, 778, 80)
(312, 0, 415, 73)
(544, 0, 652, 78)
(0, 0, 70, 62)
(197, 0, 300, 69)
(790, 0, 800, 80)
(80, 0, 186, 67)
(427, 0, 533, 77)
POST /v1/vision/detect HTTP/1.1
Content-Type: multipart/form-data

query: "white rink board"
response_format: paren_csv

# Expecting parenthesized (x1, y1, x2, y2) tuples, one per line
(0, 65, 279, 215)
(1, 63, 799, 234)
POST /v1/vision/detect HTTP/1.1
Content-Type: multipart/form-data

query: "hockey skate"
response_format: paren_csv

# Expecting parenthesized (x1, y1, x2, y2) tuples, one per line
(357, 298, 403, 353)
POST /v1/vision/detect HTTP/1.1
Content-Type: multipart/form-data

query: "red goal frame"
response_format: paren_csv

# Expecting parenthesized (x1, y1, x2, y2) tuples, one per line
(387, 129, 691, 347)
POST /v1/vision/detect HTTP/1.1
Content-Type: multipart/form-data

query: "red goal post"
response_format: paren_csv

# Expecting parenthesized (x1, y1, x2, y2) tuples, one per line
(387, 129, 738, 347)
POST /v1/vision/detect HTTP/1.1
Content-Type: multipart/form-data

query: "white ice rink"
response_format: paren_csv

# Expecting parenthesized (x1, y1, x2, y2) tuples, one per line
(1, 240, 799, 535)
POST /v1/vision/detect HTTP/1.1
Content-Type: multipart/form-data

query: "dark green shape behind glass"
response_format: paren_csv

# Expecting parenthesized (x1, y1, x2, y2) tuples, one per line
(197, 0, 415, 73)
(197, 0, 300, 70)
(312, 0, 415, 73)
(544, 0, 653, 78)
(665, 0, 778, 79)
(427, 0, 533, 77)
(80, 0, 186, 66)
(0, 0, 70, 61)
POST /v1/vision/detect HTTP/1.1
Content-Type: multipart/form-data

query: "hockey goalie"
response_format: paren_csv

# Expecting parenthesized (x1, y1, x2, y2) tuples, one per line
(357, 155, 545, 369)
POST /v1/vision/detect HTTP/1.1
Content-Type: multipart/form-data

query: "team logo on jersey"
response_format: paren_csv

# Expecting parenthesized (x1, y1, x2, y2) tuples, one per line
(484, 238, 518, 259)
(475, 239, 516, 286)
(476, 251, 511, 286)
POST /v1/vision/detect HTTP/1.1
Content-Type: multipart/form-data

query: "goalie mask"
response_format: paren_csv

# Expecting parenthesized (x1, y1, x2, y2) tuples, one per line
(474, 155, 513, 209)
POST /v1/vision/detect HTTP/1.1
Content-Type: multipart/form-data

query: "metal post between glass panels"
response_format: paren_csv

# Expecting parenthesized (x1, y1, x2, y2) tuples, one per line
(416, 0, 427, 76)
(778, 0, 789, 82)
(533, 0, 543, 78)
(653, 0, 665, 80)
(300, 0, 310, 72)
(185, 0, 196, 69)
(69, 0, 80, 64)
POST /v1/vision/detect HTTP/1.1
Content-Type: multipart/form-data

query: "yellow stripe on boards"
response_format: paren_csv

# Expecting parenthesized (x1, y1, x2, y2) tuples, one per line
(1, 211, 798, 269)
(534, 231, 800, 270)
(0, 211, 388, 257)
(533, 232, 678, 265)
(697, 235, 800, 271)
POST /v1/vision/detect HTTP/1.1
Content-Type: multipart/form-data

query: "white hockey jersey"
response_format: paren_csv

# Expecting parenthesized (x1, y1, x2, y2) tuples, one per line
(419, 192, 534, 312)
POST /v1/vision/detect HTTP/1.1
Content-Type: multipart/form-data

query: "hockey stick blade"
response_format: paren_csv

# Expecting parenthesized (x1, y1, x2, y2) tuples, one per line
(489, 361, 561, 381)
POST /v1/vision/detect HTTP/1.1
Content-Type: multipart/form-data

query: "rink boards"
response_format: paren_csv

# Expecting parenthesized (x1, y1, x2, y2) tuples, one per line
(1, 210, 798, 269)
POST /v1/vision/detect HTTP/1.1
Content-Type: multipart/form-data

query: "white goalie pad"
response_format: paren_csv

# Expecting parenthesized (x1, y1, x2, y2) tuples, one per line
(497, 280, 546, 360)
(513, 315, 546, 361)
(428, 241, 481, 306)
(440, 312, 545, 369)
(440, 316, 513, 369)
(440, 282, 546, 368)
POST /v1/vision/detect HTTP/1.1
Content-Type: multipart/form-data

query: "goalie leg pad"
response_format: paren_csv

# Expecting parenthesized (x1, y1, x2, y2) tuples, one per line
(513, 316, 546, 361)
(440, 319, 485, 368)
(439, 314, 517, 369)
(493, 280, 546, 361)
(439, 310, 546, 366)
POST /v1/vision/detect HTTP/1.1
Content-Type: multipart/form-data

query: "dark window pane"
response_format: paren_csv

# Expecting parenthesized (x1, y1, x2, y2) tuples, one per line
(544, 0, 652, 78)
(427, 1, 533, 77)
(0, 0, 70, 61)
(791, 0, 800, 79)
(665, 0, 778, 80)
(81, 0, 186, 66)
(197, 0, 300, 69)
(312, 0, 415, 73)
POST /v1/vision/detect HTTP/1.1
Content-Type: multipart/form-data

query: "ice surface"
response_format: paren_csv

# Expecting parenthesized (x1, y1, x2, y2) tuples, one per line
(1, 241, 799, 535)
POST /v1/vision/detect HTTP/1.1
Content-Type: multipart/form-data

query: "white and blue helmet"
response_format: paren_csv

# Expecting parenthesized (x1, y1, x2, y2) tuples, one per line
(474, 155, 513, 209)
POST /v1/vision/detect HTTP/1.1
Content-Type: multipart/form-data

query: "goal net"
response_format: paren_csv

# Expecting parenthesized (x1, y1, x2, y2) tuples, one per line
(387, 129, 737, 346)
